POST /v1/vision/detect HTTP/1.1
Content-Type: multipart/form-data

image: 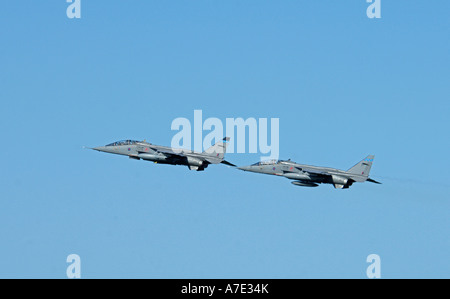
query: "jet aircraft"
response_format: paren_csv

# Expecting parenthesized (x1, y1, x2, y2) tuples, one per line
(238, 155, 381, 189)
(89, 137, 235, 171)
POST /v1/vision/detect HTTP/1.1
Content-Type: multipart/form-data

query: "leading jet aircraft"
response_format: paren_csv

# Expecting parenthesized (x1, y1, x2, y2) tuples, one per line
(89, 137, 235, 171)
(238, 155, 381, 189)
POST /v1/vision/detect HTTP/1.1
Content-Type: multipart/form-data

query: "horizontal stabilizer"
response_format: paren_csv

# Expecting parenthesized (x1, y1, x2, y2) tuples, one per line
(221, 160, 236, 167)
(367, 178, 382, 184)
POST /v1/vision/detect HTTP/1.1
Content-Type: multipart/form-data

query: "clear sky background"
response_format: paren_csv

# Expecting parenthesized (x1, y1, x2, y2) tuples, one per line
(0, 1, 449, 278)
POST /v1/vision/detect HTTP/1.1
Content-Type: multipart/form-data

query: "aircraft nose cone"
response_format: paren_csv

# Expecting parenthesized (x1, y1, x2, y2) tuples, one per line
(238, 166, 251, 171)
(92, 146, 106, 152)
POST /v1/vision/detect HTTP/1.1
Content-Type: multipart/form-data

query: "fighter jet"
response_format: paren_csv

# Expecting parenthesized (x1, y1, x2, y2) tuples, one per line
(89, 137, 235, 171)
(238, 155, 381, 189)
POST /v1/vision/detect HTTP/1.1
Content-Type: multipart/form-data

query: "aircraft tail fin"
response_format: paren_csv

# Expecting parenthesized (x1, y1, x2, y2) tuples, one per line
(203, 137, 230, 161)
(347, 155, 375, 177)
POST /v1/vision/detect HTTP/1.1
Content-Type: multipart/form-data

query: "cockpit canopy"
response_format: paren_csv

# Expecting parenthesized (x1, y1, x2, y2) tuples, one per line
(251, 159, 292, 166)
(105, 140, 139, 147)
(251, 159, 279, 166)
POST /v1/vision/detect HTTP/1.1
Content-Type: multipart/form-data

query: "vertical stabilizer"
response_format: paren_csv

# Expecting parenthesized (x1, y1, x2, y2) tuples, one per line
(203, 137, 230, 160)
(347, 155, 375, 177)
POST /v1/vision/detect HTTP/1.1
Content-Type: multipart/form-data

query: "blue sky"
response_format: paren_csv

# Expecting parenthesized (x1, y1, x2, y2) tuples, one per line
(0, 1, 449, 278)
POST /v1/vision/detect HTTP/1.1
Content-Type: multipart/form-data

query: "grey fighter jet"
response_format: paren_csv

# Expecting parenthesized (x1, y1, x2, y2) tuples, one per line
(238, 155, 381, 189)
(89, 137, 235, 171)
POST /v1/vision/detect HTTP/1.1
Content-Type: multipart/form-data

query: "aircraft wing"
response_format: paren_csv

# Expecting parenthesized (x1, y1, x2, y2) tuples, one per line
(144, 146, 186, 156)
(294, 166, 331, 176)
(138, 145, 235, 166)
(135, 144, 180, 158)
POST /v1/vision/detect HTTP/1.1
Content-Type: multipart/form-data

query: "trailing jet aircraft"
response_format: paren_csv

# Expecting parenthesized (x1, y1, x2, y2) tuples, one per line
(89, 137, 235, 171)
(238, 155, 381, 189)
